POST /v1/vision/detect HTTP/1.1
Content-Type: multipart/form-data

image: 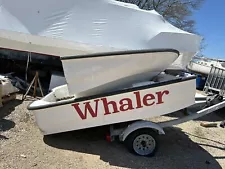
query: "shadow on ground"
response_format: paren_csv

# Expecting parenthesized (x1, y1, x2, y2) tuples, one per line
(43, 126, 223, 169)
(0, 99, 22, 139)
(0, 119, 15, 131)
(196, 108, 225, 122)
(0, 98, 22, 118)
(0, 119, 15, 140)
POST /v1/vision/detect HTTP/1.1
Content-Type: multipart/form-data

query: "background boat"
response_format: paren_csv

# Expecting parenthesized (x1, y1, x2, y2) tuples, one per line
(187, 56, 225, 76)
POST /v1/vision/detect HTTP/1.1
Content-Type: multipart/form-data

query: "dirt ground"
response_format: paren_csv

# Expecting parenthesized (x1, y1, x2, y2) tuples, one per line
(0, 94, 225, 169)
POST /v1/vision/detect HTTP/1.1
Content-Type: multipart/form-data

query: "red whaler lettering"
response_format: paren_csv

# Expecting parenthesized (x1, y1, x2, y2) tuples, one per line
(72, 99, 100, 120)
(72, 90, 169, 120)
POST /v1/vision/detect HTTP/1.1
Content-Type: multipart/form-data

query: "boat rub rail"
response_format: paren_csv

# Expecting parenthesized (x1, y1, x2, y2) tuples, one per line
(61, 48, 180, 60)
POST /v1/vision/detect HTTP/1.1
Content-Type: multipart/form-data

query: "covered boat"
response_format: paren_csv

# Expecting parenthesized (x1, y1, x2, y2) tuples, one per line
(0, 0, 201, 96)
(0, 0, 201, 66)
(187, 57, 225, 76)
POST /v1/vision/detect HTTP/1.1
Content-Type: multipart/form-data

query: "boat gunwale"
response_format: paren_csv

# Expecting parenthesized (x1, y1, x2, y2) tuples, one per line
(27, 75, 196, 111)
(60, 48, 180, 60)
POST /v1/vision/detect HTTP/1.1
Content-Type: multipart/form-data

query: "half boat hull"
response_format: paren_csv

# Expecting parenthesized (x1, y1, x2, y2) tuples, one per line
(187, 59, 225, 76)
(61, 49, 179, 97)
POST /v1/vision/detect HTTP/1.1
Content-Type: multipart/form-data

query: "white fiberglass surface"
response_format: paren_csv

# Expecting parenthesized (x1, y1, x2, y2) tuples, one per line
(31, 76, 196, 135)
(41, 72, 184, 103)
(29, 85, 74, 108)
(62, 51, 179, 96)
(42, 84, 72, 103)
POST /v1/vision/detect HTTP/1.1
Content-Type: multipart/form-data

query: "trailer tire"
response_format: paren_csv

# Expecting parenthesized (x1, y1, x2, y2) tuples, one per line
(124, 129, 158, 157)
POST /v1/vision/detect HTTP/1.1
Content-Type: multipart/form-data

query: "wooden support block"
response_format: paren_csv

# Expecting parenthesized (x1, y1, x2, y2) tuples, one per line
(33, 71, 38, 97)
(23, 71, 44, 100)
(200, 122, 218, 128)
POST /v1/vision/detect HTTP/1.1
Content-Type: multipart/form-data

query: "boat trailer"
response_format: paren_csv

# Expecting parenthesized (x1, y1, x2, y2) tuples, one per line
(105, 67, 225, 157)
(107, 66, 225, 157)
(28, 69, 225, 157)
(107, 93, 225, 156)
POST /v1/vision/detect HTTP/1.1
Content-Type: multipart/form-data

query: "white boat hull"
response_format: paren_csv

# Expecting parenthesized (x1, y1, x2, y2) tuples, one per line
(28, 74, 196, 135)
(187, 59, 225, 76)
(187, 61, 211, 75)
(61, 49, 179, 97)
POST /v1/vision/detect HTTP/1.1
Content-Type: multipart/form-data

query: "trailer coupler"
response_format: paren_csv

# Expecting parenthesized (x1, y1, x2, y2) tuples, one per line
(205, 94, 223, 107)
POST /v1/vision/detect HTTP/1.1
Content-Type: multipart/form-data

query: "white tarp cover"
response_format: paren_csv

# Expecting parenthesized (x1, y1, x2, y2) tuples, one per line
(0, 0, 201, 69)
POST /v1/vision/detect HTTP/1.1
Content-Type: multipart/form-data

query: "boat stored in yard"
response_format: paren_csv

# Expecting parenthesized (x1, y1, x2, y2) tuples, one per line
(28, 71, 196, 135)
(28, 70, 225, 157)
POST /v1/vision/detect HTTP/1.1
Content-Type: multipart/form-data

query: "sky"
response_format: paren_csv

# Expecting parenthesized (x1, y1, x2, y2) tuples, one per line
(193, 0, 225, 59)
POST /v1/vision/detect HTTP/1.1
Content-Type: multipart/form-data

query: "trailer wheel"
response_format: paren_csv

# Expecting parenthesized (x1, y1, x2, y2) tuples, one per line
(125, 129, 158, 157)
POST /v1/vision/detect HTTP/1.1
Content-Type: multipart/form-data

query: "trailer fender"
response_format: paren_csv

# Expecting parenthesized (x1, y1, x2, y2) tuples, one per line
(120, 120, 165, 141)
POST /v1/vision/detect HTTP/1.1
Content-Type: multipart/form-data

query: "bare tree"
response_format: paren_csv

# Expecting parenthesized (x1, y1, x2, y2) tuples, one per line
(117, 0, 205, 54)
(117, 0, 204, 33)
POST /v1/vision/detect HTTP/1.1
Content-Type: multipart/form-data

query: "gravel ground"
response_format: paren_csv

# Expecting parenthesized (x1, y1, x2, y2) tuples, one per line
(0, 94, 225, 169)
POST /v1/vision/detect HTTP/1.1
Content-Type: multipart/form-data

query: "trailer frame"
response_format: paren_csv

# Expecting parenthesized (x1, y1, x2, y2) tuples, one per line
(107, 94, 225, 156)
